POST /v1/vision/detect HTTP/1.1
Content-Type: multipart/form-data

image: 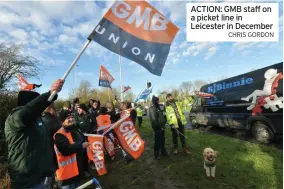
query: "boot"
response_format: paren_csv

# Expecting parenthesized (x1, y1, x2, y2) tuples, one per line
(154, 151, 160, 160)
(183, 147, 191, 154)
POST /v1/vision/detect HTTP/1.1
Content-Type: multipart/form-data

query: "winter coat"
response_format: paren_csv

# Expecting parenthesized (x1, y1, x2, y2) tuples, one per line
(4, 91, 57, 189)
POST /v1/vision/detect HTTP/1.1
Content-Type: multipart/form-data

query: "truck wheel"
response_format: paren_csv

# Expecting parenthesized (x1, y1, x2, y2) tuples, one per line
(252, 122, 274, 143)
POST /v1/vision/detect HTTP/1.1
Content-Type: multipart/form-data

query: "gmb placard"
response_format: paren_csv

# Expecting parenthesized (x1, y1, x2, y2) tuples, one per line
(186, 3, 279, 42)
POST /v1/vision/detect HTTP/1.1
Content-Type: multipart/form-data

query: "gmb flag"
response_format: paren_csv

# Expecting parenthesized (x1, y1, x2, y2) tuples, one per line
(113, 117, 145, 163)
(86, 134, 107, 176)
(88, 0, 179, 76)
(99, 65, 115, 88)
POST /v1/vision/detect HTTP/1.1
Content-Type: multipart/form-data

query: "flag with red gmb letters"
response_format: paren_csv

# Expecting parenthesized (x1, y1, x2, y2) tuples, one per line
(88, 0, 179, 76)
(113, 117, 145, 162)
(86, 134, 107, 176)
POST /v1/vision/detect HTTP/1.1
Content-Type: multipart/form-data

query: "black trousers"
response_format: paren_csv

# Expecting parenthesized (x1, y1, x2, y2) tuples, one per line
(137, 116, 143, 127)
(171, 120, 186, 148)
(154, 129, 166, 155)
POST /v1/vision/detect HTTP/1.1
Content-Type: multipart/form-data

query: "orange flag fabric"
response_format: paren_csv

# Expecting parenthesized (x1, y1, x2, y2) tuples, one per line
(86, 134, 107, 176)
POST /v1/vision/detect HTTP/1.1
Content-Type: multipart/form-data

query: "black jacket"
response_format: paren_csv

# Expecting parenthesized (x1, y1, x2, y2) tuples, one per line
(54, 126, 88, 186)
(42, 112, 61, 170)
(4, 91, 57, 189)
(149, 105, 166, 130)
(76, 113, 94, 134)
(107, 110, 120, 124)
(130, 109, 137, 124)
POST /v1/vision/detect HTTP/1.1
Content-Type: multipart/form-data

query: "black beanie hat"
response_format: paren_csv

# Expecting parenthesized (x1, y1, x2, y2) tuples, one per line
(59, 110, 72, 123)
(17, 91, 40, 106)
(78, 103, 88, 113)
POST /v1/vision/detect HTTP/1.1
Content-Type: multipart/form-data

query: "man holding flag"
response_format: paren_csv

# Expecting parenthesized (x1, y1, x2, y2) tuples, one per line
(5, 79, 63, 189)
(54, 110, 90, 189)
(165, 94, 191, 155)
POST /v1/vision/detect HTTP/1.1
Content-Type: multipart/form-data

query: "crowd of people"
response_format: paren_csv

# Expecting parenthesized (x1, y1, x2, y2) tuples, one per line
(4, 79, 193, 189)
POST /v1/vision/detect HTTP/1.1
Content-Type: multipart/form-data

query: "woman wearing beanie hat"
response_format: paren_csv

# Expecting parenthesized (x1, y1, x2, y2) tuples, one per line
(54, 110, 90, 189)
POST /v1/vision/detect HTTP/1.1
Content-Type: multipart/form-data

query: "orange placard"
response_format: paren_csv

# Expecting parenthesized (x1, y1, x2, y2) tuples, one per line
(87, 135, 107, 176)
(113, 117, 145, 160)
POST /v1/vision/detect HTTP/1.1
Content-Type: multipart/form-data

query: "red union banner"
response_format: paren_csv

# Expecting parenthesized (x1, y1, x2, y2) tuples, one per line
(88, 0, 179, 76)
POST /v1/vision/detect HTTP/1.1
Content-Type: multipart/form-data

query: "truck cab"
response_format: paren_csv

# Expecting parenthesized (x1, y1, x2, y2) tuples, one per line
(189, 62, 283, 143)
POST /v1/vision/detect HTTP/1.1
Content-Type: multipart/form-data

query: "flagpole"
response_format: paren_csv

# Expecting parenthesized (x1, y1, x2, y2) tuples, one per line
(119, 55, 123, 102)
(48, 40, 92, 101)
(117, 28, 124, 102)
(75, 64, 78, 87)
(108, 88, 111, 101)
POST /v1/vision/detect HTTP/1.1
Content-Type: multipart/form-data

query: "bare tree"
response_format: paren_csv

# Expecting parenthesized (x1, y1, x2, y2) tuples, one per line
(124, 91, 135, 102)
(171, 88, 180, 99)
(179, 81, 193, 96)
(69, 80, 92, 103)
(0, 41, 42, 90)
(193, 80, 208, 91)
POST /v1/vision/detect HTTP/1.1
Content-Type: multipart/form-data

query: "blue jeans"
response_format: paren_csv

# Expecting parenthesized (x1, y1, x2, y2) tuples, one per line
(62, 181, 80, 189)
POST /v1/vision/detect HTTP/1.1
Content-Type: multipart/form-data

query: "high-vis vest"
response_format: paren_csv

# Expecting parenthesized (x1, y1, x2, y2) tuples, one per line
(96, 115, 111, 133)
(54, 128, 79, 181)
(166, 102, 187, 128)
(136, 107, 143, 117)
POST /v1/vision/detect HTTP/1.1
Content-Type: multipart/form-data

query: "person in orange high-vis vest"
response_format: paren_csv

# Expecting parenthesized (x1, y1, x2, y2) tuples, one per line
(54, 110, 90, 189)
(96, 107, 116, 160)
(96, 107, 111, 134)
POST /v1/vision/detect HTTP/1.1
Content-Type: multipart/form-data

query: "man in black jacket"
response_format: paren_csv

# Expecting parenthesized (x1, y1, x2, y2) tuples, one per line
(54, 110, 90, 188)
(149, 96, 168, 160)
(4, 79, 64, 189)
(76, 103, 94, 133)
(42, 103, 61, 189)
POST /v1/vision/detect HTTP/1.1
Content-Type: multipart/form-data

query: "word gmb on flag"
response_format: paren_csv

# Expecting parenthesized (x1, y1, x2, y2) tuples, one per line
(88, 0, 179, 76)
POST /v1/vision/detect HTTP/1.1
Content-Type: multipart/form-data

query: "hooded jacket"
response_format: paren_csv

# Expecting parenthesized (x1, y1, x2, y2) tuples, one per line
(5, 91, 57, 189)
(149, 97, 166, 130)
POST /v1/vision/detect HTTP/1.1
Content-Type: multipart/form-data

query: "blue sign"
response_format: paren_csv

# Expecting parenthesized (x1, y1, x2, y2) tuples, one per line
(207, 77, 253, 94)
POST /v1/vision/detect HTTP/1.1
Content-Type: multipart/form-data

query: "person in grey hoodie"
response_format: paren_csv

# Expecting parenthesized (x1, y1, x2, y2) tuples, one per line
(149, 96, 168, 160)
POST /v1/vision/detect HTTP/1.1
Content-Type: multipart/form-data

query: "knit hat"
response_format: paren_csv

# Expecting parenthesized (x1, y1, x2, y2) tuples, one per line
(78, 103, 88, 113)
(17, 91, 40, 106)
(59, 110, 72, 123)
